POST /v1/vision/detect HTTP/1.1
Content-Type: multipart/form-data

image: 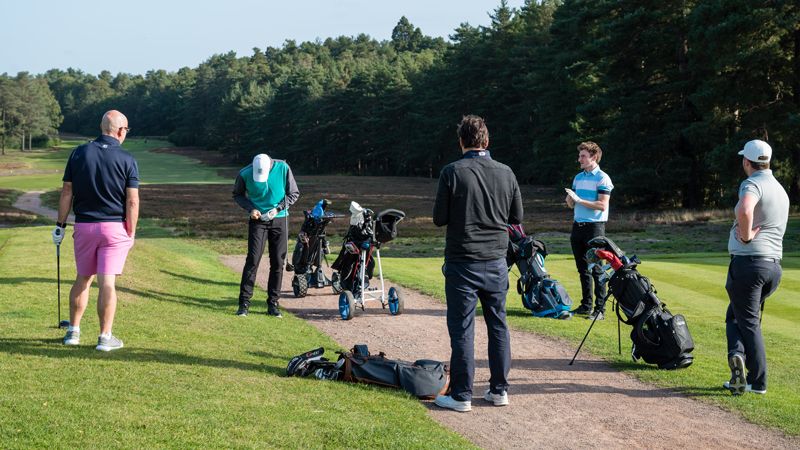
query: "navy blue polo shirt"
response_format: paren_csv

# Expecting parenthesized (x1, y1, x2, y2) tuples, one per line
(63, 135, 140, 223)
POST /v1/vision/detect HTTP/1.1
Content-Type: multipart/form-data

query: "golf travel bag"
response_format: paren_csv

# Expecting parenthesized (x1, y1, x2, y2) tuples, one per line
(587, 237, 695, 369)
(506, 224, 572, 319)
(286, 345, 449, 399)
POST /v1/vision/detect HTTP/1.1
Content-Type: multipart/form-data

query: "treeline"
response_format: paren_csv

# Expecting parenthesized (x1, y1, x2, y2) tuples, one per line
(32, 1, 800, 206)
(0, 73, 62, 154)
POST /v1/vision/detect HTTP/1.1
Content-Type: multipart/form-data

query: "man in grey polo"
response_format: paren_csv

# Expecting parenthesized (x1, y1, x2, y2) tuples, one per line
(724, 139, 789, 396)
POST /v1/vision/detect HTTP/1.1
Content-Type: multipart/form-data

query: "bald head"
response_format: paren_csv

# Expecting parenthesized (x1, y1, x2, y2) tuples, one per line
(101, 110, 129, 144)
(101, 110, 128, 134)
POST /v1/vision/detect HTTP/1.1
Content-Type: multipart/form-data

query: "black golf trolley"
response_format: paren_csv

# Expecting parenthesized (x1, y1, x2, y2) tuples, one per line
(290, 199, 343, 297)
(331, 202, 406, 320)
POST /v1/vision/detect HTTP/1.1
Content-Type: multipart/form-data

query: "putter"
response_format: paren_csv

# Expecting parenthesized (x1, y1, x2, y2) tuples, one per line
(56, 243, 69, 328)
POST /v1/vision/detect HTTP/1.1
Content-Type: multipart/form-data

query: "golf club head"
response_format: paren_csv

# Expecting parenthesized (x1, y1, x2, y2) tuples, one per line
(58, 320, 70, 328)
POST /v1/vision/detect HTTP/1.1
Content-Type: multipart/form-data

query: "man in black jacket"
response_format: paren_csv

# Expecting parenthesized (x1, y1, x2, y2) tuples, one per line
(432, 115, 523, 412)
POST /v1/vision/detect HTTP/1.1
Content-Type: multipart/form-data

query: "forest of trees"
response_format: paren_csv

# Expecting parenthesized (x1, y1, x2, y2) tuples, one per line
(0, 73, 62, 155)
(3, 0, 799, 207)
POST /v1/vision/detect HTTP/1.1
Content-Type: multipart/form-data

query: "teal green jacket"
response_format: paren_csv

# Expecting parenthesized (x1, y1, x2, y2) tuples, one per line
(232, 159, 299, 218)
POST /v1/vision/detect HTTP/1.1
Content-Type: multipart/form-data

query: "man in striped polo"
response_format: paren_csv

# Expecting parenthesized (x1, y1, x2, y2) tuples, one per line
(565, 141, 613, 320)
(233, 153, 300, 317)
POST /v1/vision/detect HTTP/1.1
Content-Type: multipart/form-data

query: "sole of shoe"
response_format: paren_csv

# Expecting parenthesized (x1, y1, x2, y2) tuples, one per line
(63, 340, 80, 346)
(484, 393, 509, 406)
(96, 343, 124, 352)
(434, 397, 472, 412)
(727, 354, 746, 395)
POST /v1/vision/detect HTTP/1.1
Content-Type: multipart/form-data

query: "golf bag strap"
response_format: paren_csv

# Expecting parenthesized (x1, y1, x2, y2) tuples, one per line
(615, 301, 641, 326)
(635, 307, 662, 347)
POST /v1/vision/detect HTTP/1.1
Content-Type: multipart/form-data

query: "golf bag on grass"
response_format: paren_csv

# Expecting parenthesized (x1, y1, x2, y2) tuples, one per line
(286, 345, 449, 399)
(587, 237, 695, 369)
(290, 199, 341, 297)
(506, 224, 572, 319)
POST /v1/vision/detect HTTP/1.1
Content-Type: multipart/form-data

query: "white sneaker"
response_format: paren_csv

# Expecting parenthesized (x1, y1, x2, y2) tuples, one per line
(434, 395, 472, 412)
(723, 381, 766, 395)
(62, 329, 80, 346)
(484, 389, 509, 406)
(96, 334, 124, 352)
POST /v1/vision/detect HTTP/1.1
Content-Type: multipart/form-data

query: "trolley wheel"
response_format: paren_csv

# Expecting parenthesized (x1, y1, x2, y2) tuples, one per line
(331, 272, 343, 295)
(388, 287, 404, 316)
(292, 275, 308, 298)
(339, 291, 355, 320)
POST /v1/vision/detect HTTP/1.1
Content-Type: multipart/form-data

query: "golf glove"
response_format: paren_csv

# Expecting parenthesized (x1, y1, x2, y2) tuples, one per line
(52, 225, 65, 245)
(266, 208, 278, 220)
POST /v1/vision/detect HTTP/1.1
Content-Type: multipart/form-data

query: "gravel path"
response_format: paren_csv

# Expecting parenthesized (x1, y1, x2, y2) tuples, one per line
(12, 190, 73, 223)
(221, 256, 799, 450)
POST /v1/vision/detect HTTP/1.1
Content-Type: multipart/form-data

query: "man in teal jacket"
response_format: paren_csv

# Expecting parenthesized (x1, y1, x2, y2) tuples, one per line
(233, 154, 300, 317)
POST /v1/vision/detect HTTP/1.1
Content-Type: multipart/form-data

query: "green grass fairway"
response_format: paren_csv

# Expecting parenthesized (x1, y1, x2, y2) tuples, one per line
(382, 253, 800, 435)
(0, 227, 472, 449)
(0, 139, 227, 191)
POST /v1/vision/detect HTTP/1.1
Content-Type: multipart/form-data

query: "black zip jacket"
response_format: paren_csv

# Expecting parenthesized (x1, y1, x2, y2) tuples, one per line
(433, 151, 523, 261)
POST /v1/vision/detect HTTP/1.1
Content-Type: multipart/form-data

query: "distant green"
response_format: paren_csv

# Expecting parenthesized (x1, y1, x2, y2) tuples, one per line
(0, 139, 228, 191)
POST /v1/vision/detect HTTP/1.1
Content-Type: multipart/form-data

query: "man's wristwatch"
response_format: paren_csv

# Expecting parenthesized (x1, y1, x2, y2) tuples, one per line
(741, 237, 752, 244)
(56, 221, 68, 228)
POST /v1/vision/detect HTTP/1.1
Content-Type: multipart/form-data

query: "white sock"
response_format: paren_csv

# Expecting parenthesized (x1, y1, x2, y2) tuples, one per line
(100, 333, 111, 339)
(68, 326, 79, 332)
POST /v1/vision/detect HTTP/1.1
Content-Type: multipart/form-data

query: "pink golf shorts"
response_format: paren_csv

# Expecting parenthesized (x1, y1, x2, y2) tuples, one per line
(73, 222, 134, 276)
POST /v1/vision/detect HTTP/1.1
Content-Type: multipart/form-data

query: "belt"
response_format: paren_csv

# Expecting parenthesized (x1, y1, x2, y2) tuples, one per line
(574, 221, 605, 227)
(731, 255, 781, 263)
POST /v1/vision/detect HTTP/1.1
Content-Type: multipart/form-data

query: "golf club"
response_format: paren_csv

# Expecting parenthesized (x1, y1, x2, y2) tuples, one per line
(56, 243, 69, 328)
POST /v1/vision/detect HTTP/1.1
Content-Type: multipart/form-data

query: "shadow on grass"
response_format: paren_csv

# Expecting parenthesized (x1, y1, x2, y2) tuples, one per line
(116, 286, 235, 313)
(160, 269, 240, 287)
(0, 337, 285, 376)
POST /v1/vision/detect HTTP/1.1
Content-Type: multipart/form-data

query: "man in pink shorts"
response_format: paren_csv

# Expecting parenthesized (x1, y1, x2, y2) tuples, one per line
(52, 110, 139, 351)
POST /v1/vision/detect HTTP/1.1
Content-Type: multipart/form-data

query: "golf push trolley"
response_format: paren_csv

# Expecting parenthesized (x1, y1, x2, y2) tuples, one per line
(331, 201, 406, 320)
(289, 199, 344, 297)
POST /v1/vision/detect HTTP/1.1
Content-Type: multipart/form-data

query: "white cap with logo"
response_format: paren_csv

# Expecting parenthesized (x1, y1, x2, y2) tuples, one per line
(253, 154, 271, 183)
(738, 140, 772, 163)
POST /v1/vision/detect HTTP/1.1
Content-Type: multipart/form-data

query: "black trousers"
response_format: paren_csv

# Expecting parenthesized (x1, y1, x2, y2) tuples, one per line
(725, 255, 782, 391)
(444, 258, 511, 402)
(238, 217, 288, 307)
(570, 221, 607, 312)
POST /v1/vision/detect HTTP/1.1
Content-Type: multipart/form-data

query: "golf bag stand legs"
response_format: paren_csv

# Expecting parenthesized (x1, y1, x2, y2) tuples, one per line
(569, 309, 603, 365)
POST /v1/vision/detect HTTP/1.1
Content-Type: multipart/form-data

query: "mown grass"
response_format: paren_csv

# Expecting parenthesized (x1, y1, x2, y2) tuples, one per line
(381, 253, 800, 435)
(0, 226, 473, 449)
(0, 139, 227, 192)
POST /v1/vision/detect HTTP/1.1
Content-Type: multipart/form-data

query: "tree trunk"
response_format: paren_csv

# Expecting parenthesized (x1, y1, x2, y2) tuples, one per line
(28, 132, 32, 151)
(21, 131, 25, 151)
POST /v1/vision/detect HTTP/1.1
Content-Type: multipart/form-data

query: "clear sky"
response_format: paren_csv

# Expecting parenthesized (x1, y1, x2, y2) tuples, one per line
(1, 0, 526, 76)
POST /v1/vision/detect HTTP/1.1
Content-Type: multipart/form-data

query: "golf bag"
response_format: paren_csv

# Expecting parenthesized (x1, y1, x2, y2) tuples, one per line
(506, 224, 572, 319)
(331, 206, 405, 296)
(290, 199, 341, 296)
(587, 237, 694, 369)
(286, 345, 449, 399)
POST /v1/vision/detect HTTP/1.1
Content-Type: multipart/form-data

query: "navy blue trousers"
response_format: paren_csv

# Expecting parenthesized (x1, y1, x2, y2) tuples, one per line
(444, 258, 511, 402)
(725, 255, 782, 391)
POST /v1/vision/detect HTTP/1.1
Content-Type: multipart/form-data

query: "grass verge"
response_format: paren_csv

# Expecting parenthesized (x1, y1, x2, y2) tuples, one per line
(0, 226, 473, 449)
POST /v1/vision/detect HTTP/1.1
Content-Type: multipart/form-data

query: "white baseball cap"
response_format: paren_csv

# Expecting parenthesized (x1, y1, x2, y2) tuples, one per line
(253, 154, 271, 182)
(738, 140, 771, 163)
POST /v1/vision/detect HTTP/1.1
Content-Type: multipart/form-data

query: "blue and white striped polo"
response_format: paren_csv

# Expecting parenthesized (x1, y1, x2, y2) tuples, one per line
(572, 166, 613, 223)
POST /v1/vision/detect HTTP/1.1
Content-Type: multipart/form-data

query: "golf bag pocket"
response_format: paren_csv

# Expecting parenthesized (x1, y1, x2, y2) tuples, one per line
(342, 350, 449, 399)
(529, 278, 572, 318)
(608, 268, 661, 324)
(632, 310, 695, 370)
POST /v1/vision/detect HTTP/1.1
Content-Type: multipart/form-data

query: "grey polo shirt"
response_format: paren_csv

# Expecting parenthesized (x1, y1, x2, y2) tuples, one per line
(728, 169, 790, 258)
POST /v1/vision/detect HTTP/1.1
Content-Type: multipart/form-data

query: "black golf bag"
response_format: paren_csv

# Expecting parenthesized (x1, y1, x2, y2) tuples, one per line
(587, 237, 694, 369)
(331, 208, 405, 296)
(290, 199, 341, 297)
(286, 345, 449, 399)
(506, 224, 572, 319)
